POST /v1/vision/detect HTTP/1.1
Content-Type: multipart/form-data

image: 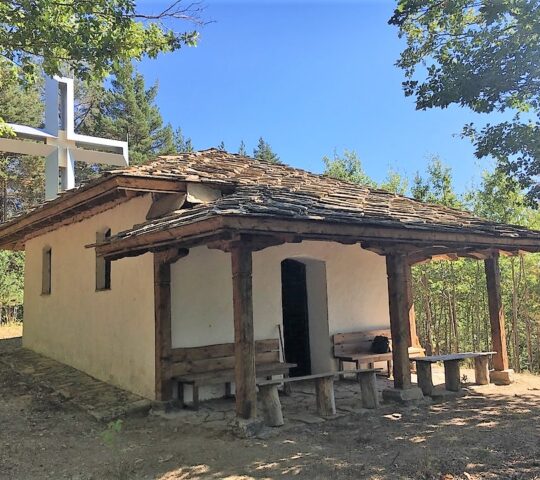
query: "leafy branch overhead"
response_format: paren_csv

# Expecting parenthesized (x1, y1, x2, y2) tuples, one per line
(390, 1, 540, 202)
(0, 0, 203, 84)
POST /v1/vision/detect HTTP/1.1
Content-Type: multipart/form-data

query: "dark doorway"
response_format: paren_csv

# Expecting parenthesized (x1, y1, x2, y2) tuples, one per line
(281, 259, 311, 377)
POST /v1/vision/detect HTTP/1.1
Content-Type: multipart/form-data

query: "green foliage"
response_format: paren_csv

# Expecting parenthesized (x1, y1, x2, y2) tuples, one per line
(253, 137, 281, 164)
(467, 169, 531, 225)
(173, 128, 193, 153)
(238, 140, 247, 156)
(101, 419, 123, 448)
(217, 141, 226, 151)
(322, 149, 375, 186)
(390, 1, 540, 201)
(380, 169, 408, 195)
(0, 1, 200, 85)
(410, 156, 461, 208)
(0, 251, 24, 307)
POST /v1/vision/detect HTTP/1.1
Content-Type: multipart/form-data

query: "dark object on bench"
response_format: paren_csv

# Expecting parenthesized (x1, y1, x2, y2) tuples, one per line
(171, 339, 295, 409)
(413, 352, 496, 395)
(371, 335, 391, 354)
(333, 330, 393, 376)
(257, 368, 381, 427)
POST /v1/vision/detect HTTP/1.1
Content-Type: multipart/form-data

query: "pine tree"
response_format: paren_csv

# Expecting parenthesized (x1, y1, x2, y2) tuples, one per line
(79, 63, 176, 166)
(218, 141, 225, 151)
(173, 128, 193, 153)
(253, 137, 280, 164)
(238, 140, 247, 156)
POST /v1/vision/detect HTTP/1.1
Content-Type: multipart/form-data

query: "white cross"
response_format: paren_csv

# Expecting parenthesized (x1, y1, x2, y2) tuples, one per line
(0, 76, 129, 200)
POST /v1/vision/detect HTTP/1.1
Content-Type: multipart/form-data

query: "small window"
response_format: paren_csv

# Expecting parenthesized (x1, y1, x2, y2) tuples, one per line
(96, 229, 112, 291)
(42, 247, 52, 295)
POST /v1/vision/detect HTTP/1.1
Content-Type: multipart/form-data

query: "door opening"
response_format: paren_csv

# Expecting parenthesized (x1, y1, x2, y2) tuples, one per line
(281, 259, 311, 377)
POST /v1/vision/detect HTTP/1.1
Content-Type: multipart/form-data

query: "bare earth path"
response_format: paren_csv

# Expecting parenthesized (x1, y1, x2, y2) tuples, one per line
(1, 335, 540, 480)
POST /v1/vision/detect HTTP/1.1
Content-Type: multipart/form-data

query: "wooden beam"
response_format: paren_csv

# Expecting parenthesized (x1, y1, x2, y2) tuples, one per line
(94, 214, 540, 263)
(386, 253, 413, 389)
(484, 253, 510, 371)
(0, 175, 186, 250)
(208, 232, 301, 253)
(153, 248, 189, 401)
(230, 242, 257, 419)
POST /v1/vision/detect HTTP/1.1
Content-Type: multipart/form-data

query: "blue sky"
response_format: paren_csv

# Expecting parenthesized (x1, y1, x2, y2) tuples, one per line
(137, 0, 496, 193)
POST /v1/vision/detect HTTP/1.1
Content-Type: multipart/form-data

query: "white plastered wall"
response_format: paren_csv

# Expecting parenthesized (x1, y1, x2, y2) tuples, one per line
(23, 195, 156, 399)
(171, 240, 390, 399)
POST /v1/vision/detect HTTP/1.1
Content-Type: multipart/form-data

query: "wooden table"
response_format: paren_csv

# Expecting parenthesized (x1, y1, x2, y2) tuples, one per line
(412, 352, 496, 395)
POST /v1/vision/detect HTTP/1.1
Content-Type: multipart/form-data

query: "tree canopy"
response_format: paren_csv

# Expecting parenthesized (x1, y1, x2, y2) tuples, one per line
(0, 1, 201, 84)
(390, 1, 540, 202)
(322, 149, 375, 187)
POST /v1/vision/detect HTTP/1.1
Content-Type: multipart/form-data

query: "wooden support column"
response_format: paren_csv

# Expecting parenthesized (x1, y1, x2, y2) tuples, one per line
(386, 253, 413, 390)
(154, 248, 188, 401)
(484, 253, 509, 372)
(231, 244, 257, 420)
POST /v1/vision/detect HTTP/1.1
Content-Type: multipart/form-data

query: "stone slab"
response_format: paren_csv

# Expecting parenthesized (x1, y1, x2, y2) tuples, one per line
(382, 386, 424, 404)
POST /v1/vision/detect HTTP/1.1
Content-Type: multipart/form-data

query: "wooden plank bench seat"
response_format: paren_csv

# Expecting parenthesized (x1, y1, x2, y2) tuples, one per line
(170, 339, 295, 409)
(412, 352, 496, 395)
(333, 330, 393, 376)
(257, 368, 381, 427)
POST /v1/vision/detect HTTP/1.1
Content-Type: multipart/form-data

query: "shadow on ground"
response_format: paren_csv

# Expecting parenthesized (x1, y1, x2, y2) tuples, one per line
(1, 336, 540, 480)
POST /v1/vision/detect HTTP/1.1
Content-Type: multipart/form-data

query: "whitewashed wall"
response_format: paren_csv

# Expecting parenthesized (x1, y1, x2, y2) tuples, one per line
(171, 240, 390, 400)
(23, 195, 156, 399)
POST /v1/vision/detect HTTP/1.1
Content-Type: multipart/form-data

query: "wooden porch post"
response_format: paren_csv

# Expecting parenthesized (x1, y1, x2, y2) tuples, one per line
(484, 253, 511, 382)
(386, 253, 412, 390)
(231, 244, 257, 419)
(154, 248, 188, 401)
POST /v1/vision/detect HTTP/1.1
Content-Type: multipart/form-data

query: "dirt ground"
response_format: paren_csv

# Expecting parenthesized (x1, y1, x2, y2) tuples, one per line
(0, 322, 22, 339)
(1, 332, 540, 480)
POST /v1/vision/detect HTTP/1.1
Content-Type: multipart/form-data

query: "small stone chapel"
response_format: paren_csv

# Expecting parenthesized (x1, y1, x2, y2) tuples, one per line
(0, 149, 538, 421)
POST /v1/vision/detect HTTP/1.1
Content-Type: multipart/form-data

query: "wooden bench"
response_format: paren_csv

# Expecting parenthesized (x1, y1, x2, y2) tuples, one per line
(333, 330, 393, 376)
(333, 329, 425, 377)
(257, 368, 381, 427)
(170, 339, 295, 409)
(412, 352, 496, 395)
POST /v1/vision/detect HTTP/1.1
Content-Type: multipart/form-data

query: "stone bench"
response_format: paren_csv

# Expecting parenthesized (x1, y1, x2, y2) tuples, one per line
(257, 368, 381, 427)
(412, 352, 496, 395)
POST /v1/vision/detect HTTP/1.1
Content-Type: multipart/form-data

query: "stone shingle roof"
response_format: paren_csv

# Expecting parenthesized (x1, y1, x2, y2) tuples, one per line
(108, 149, 540, 243)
